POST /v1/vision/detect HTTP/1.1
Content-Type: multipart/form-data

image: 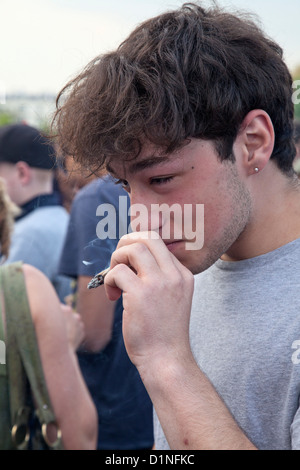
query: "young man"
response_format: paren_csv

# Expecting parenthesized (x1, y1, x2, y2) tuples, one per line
(53, 3, 300, 449)
(0, 124, 71, 301)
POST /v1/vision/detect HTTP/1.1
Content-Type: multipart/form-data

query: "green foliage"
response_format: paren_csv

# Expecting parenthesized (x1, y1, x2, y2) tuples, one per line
(0, 110, 17, 126)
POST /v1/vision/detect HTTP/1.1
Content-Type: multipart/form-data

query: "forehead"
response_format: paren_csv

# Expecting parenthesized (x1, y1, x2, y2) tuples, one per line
(106, 141, 192, 178)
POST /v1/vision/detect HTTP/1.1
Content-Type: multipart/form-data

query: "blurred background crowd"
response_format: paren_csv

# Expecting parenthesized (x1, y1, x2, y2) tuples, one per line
(1, 0, 300, 450)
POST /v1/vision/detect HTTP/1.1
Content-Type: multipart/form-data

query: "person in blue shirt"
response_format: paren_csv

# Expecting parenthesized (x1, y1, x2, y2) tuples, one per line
(0, 123, 71, 301)
(58, 176, 153, 450)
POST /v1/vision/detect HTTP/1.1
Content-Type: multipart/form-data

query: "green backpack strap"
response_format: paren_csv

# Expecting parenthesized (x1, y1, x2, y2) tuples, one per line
(1, 262, 63, 450)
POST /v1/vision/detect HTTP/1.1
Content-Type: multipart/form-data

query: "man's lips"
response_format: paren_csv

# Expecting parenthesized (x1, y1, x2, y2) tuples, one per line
(165, 240, 183, 251)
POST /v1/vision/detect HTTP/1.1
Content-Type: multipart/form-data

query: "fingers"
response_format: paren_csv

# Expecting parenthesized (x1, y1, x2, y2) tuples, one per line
(60, 303, 73, 313)
(105, 232, 169, 299)
(110, 239, 161, 275)
(115, 231, 179, 273)
(103, 232, 194, 370)
(105, 231, 193, 300)
(105, 262, 141, 301)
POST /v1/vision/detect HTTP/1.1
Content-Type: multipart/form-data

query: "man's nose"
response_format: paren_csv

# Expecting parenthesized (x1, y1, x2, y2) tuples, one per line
(129, 191, 162, 233)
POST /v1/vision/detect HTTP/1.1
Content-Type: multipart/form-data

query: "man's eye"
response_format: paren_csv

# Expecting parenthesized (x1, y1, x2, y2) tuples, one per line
(150, 176, 173, 185)
(115, 179, 130, 192)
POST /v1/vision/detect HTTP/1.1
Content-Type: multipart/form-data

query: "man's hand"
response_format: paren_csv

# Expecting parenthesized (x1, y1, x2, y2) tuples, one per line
(104, 231, 195, 370)
(103, 232, 257, 450)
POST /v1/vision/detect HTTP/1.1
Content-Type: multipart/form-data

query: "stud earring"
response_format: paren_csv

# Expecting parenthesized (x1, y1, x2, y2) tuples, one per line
(254, 167, 259, 173)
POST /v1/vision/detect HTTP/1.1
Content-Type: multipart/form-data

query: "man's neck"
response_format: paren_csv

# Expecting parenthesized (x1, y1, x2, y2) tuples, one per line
(222, 171, 300, 261)
(19, 186, 53, 206)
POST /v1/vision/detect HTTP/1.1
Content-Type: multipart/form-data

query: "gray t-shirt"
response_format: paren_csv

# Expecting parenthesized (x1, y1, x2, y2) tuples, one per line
(154, 239, 300, 450)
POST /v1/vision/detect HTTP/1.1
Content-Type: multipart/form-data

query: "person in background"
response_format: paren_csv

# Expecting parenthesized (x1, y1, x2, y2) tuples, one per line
(54, 153, 96, 213)
(58, 176, 154, 450)
(0, 123, 71, 301)
(0, 176, 97, 450)
(53, 3, 300, 450)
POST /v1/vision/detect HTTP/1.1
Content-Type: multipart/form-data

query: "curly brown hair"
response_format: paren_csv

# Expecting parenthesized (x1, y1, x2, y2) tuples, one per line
(53, 2, 295, 174)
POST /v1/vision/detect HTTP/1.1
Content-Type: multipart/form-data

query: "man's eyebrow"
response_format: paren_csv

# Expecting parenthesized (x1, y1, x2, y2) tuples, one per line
(106, 155, 170, 177)
(128, 155, 170, 174)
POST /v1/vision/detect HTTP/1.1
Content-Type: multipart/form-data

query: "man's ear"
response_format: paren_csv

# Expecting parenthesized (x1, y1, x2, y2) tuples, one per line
(234, 109, 275, 176)
(15, 161, 32, 185)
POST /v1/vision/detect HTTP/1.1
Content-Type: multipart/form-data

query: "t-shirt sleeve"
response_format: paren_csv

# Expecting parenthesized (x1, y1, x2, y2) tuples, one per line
(6, 231, 53, 277)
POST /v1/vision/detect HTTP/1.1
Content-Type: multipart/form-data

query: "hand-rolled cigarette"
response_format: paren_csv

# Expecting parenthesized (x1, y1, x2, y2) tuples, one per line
(87, 267, 110, 289)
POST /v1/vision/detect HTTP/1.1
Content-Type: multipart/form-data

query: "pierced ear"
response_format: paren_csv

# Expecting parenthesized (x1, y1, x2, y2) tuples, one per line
(238, 110, 275, 175)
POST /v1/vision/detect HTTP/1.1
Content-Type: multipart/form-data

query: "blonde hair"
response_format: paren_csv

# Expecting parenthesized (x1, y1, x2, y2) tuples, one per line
(0, 178, 21, 259)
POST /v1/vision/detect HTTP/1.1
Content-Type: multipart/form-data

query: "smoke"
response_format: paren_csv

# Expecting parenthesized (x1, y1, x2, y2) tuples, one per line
(82, 236, 118, 274)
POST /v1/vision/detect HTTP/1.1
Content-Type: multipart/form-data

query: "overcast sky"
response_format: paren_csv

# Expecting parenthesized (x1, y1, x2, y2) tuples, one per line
(1, 0, 300, 94)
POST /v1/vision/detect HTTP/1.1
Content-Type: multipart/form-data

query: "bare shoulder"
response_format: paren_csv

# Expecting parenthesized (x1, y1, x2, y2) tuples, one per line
(18, 267, 97, 450)
(21, 264, 71, 365)
(22, 263, 52, 287)
(22, 264, 62, 326)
